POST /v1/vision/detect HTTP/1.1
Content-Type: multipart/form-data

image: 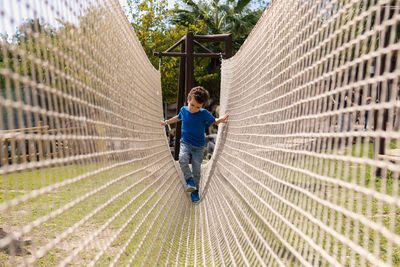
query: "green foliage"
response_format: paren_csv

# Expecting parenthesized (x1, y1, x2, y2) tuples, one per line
(0, 18, 57, 129)
(128, 0, 204, 103)
(173, 0, 263, 52)
(170, 0, 264, 102)
(0, 7, 118, 128)
(128, 0, 265, 104)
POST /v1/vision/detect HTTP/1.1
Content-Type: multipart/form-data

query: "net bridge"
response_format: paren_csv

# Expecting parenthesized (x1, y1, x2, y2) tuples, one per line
(0, 0, 400, 266)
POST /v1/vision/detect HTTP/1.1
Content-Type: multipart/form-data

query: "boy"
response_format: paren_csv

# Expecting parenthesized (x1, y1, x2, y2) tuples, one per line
(161, 86, 229, 202)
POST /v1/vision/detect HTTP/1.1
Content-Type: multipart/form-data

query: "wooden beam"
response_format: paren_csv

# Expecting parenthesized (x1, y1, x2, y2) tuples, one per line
(194, 34, 232, 42)
(153, 52, 223, 58)
(193, 40, 214, 54)
(154, 52, 186, 57)
(174, 41, 186, 160)
(185, 32, 194, 98)
(165, 37, 185, 53)
(224, 34, 232, 59)
(194, 53, 222, 58)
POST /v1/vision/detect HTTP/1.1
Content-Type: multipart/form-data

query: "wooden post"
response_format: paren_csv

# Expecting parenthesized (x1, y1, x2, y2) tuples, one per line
(224, 34, 232, 59)
(174, 41, 186, 160)
(39, 120, 47, 158)
(185, 32, 194, 99)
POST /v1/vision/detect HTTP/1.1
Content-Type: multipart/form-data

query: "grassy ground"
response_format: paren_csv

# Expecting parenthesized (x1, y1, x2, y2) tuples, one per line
(0, 160, 168, 266)
(0, 139, 399, 266)
(288, 139, 400, 266)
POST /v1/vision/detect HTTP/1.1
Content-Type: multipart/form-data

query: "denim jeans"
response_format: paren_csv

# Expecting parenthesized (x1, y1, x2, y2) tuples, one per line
(179, 140, 204, 189)
(364, 111, 369, 130)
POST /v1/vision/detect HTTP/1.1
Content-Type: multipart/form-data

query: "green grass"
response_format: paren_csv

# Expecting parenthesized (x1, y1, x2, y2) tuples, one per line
(287, 139, 400, 266)
(0, 155, 191, 266)
(254, 138, 399, 266)
(1, 139, 399, 266)
(0, 159, 170, 266)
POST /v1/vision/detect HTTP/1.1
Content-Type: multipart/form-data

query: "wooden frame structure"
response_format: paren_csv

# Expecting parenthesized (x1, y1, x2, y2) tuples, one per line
(155, 33, 232, 159)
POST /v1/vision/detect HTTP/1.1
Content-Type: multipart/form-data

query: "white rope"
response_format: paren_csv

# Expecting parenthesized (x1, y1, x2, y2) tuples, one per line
(1, 0, 400, 266)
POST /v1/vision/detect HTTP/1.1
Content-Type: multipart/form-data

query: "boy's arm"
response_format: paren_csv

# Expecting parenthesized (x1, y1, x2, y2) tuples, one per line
(213, 113, 229, 125)
(161, 115, 181, 126)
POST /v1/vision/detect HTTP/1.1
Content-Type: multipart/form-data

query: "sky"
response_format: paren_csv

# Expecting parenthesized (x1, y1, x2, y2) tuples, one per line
(118, 0, 178, 17)
(0, 0, 177, 37)
(0, 0, 86, 37)
(118, 0, 178, 22)
(118, 0, 177, 9)
(1, 0, 269, 38)
(119, 0, 177, 8)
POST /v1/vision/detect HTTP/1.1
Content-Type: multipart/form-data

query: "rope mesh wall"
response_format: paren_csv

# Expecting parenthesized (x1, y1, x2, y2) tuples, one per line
(0, 0, 399, 266)
(211, 0, 400, 266)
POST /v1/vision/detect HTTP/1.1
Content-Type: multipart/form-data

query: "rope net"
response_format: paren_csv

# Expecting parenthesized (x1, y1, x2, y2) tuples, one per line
(0, 0, 399, 266)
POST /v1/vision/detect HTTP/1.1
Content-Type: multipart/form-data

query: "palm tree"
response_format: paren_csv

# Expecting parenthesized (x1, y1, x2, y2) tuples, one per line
(171, 0, 264, 101)
(172, 0, 262, 52)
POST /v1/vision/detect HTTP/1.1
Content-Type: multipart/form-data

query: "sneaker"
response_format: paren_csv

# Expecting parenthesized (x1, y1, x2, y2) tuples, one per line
(191, 190, 200, 203)
(186, 181, 197, 193)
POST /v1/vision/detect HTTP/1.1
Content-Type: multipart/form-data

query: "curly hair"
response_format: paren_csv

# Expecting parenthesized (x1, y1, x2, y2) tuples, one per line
(188, 86, 210, 105)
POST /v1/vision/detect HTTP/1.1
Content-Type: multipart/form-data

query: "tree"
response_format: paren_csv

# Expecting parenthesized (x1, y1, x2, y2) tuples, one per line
(127, 0, 204, 103)
(172, 0, 263, 52)
(0, 18, 57, 129)
(125, 0, 267, 104)
(170, 0, 265, 102)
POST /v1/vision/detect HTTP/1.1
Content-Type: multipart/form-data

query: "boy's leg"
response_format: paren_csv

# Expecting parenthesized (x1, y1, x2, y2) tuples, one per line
(190, 146, 204, 203)
(190, 145, 202, 203)
(178, 141, 196, 191)
(191, 145, 204, 190)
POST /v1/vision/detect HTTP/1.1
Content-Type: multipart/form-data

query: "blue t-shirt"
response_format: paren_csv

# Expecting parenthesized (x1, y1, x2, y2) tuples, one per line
(177, 106, 215, 146)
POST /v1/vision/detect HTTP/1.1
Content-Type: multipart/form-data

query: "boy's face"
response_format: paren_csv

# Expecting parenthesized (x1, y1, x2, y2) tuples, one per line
(187, 97, 203, 113)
